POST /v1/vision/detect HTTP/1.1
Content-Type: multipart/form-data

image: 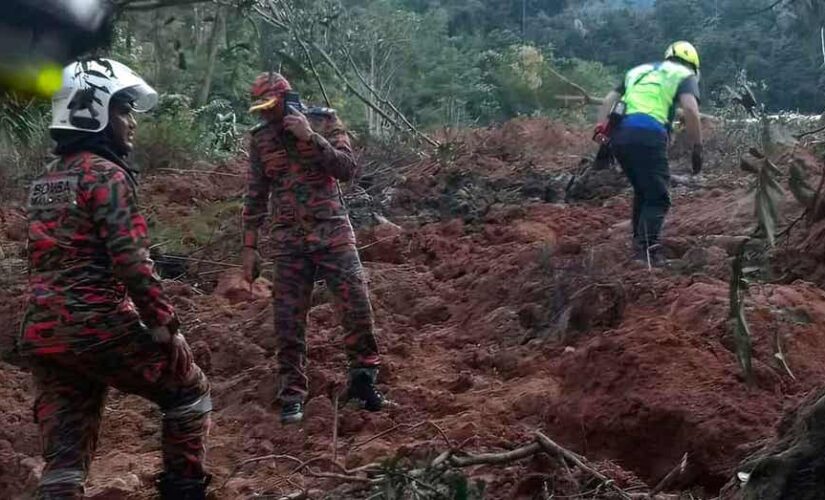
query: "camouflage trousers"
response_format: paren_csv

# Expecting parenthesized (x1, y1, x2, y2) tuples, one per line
(28, 331, 211, 499)
(274, 244, 380, 403)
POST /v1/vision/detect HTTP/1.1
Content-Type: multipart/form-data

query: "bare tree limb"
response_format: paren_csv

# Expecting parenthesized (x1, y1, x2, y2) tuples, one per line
(253, 1, 438, 147)
(794, 122, 825, 140)
(535, 431, 632, 500)
(341, 46, 439, 147)
(306, 470, 374, 484)
(649, 453, 688, 496)
(219, 454, 304, 489)
(544, 64, 600, 104)
(300, 40, 332, 107)
(309, 42, 407, 133)
(265, 0, 331, 107)
(252, 2, 288, 30)
(450, 442, 541, 467)
(746, 0, 795, 16)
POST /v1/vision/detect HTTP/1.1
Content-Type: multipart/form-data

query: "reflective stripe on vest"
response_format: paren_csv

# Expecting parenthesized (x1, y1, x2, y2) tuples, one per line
(623, 61, 694, 126)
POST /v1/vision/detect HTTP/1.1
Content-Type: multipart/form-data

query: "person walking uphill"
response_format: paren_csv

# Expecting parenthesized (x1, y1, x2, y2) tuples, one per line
(596, 41, 704, 267)
(242, 72, 385, 424)
(18, 59, 211, 500)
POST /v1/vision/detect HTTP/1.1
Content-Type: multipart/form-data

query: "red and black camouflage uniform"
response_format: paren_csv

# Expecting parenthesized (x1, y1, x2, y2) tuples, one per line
(243, 94, 381, 405)
(20, 151, 211, 499)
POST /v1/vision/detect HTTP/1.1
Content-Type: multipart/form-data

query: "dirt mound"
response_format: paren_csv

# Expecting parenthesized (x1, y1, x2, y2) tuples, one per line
(2, 117, 825, 498)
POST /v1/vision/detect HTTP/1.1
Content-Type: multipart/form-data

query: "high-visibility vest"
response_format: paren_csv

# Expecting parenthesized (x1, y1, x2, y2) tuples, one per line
(623, 61, 694, 126)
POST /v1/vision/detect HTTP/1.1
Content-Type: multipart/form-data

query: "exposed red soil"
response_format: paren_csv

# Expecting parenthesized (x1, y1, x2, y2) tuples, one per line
(2, 118, 825, 498)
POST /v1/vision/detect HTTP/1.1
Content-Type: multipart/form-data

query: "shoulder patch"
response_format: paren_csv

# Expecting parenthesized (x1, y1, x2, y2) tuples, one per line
(28, 175, 79, 210)
(305, 106, 336, 118)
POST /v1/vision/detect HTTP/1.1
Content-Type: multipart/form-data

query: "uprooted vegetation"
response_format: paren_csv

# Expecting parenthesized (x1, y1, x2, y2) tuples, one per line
(4, 116, 825, 498)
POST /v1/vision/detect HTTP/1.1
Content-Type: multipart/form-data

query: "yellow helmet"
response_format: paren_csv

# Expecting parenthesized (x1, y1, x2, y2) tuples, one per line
(664, 41, 700, 72)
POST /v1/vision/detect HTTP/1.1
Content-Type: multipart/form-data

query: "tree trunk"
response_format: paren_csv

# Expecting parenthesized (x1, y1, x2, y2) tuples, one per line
(725, 389, 825, 499)
(152, 10, 163, 84)
(198, 6, 225, 107)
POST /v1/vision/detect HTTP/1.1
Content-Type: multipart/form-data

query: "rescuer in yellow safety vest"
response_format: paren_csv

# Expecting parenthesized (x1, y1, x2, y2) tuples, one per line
(596, 41, 704, 267)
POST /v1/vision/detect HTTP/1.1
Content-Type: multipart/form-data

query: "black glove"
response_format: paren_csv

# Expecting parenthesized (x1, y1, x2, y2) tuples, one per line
(593, 144, 613, 170)
(691, 144, 703, 175)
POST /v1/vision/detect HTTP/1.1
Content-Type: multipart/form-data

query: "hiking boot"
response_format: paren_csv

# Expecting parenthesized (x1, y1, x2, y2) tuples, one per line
(157, 473, 211, 500)
(346, 367, 385, 412)
(280, 401, 304, 424)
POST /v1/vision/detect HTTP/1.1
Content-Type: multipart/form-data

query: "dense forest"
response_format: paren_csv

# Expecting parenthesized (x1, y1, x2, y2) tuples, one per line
(2, 0, 824, 182)
(113, 0, 825, 125)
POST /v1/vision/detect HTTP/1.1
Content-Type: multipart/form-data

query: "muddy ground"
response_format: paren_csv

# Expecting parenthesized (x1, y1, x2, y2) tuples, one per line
(2, 118, 825, 498)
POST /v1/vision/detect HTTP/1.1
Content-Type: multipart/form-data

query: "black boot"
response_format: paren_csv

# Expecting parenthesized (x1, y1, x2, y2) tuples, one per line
(346, 367, 385, 411)
(280, 401, 304, 424)
(157, 473, 211, 500)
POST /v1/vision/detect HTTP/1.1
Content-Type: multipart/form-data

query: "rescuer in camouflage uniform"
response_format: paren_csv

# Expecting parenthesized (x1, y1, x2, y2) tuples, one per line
(19, 59, 211, 500)
(242, 72, 384, 424)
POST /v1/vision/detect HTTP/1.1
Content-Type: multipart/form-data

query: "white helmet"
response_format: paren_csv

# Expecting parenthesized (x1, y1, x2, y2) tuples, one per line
(50, 58, 158, 133)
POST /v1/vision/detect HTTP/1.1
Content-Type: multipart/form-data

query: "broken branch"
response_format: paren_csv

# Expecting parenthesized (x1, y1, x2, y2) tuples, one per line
(450, 442, 541, 467)
(154, 168, 243, 178)
(535, 431, 632, 500)
(221, 454, 304, 489)
(306, 470, 374, 484)
(649, 452, 688, 496)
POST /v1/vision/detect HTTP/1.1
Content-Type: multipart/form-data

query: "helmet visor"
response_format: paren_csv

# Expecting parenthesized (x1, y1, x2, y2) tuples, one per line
(114, 82, 158, 112)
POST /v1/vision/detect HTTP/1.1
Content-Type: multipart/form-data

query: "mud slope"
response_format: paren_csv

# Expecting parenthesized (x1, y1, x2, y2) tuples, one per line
(1, 118, 824, 498)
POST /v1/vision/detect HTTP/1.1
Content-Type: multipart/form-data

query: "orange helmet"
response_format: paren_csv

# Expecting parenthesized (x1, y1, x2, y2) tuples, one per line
(249, 72, 291, 113)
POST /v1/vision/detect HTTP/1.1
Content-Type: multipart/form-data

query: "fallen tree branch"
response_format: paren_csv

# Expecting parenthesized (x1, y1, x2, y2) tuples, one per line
(154, 168, 243, 178)
(352, 420, 453, 451)
(450, 442, 541, 467)
(535, 431, 632, 500)
(545, 66, 600, 105)
(277, 490, 323, 500)
(794, 123, 825, 140)
(777, 209, 808, 240)
(426, 420, 454, 450)
(357, 234, 402, 252)
(220, 454, 304, 489)
(289, 456, 348, 476)
(306, 470, 374, 484)
(649, 452, 688, 496)
(156, 255, 242, 268)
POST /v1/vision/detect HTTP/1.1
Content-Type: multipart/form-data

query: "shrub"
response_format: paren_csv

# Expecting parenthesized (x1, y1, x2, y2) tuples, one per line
(133, 94, 242, 172)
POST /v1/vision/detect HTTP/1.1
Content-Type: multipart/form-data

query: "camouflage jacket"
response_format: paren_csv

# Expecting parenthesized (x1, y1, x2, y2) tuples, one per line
(242, 109, 358, 254)
(19, 151, 177, 355)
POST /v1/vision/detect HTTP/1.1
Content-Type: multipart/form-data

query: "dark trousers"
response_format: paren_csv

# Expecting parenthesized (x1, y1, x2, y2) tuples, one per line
(614, 142, 671, 248)
(29, 333, 211, 499)
(273, 244, 380, 404)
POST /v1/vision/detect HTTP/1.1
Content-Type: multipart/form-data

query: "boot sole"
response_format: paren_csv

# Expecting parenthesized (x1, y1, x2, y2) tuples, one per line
(280, 413, 304, 424)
